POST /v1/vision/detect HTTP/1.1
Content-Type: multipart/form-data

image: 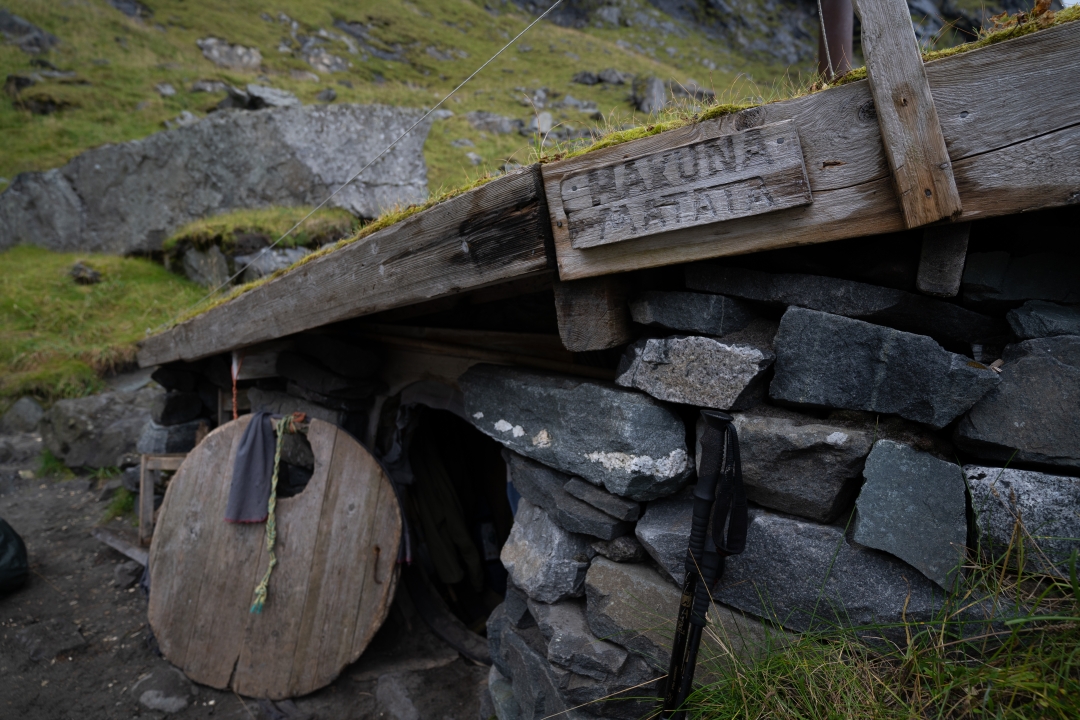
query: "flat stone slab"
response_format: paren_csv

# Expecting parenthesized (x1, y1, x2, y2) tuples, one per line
(527, 599, 628, 680)
(634, 492, 693, 585)
(725, 408, 873, 522)
(955, 336, 1080, 471)
(584, 558, 783, 676)
(715, 509, 946, 632)
(855, 441, 968, 589)
(616, 336, 774, 411)
(500, 499, 591, 603)
(769, 307, 1000, 429)
(965, 465, 1080, 579)
(15, 618, 87, 662)
(461, 365, 690, 501)
(590, 536, 649, 564)
(686, 263, 1006, 345)
(505, 451, 631, 540)
(629, 290, 757, 337)
(563, 478, 640, 522)
(1007, 301, 1080, 340)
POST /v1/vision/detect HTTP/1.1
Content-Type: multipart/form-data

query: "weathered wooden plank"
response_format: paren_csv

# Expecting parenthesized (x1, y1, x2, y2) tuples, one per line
(551, 21, 1080, 279)
(917, 222, 970, 297)
(853, 0, 961, 227)
(147, 419, 246, 669)
(548, 120, 811, 250)
(138, 165, 552, 366)
(232, 424, 337, 698)
(552, 276, 634, 351)
(355, 324, 575, 363)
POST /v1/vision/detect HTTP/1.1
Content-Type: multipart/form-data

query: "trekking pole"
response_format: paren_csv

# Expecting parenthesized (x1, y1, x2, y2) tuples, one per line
(660, 409, 748, 720)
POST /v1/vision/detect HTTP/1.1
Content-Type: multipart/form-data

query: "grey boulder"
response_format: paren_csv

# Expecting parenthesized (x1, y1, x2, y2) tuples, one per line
(854, 441, 967, 589)
(1006, 301, 1080, 340)
(130, 666, 198, 714)
(590, 536, 649, 563)
(500, 499, 590, 603)
(686, 263, 1006, 346)
(136, 419, 204, 455)
(505, 451, 631, 541)
(726, 408, 873, 522)
(0, 104, 431, 255)
(234, 247, 311, 282)
(629, 291, 756, 337)
(0, 9, 58, 54)
(527, 599, 628, 680)
(616, 336, 774, 411)
(954, 336, 1080, 470)
(181, 246, 230, 288)
(15, 618, 86, 661)
(196, 37, 262, 69)
(41, 388, 160, 468)
(0, 396, 44, 434)
(770, 307, 1000, 429)
(715, 508, 945, 632)
(965, 465, 1080, 579)
(487, 665, 519, 720)
(461, 365, 690, 501)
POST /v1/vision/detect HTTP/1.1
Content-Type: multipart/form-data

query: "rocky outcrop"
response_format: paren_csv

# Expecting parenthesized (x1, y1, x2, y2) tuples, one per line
(770, 308, 1000, 428)
(41, 388, 160, 468)
(461, 365, 690, 501)
(0, 9, 58, 54)
(955, 336, 1080, 471)
(0, 104, 431, 255)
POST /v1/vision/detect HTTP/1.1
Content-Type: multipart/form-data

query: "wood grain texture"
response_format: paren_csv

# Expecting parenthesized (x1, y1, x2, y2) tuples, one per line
(146, 417, 402, 699)
(138, 165, 552, 367)
(551, 21, 1080, 279)
(853, 0, 961, 227)
(548, 120, 811, 249)
(552, 276, 634, 351)
(917, 222, 970, 297)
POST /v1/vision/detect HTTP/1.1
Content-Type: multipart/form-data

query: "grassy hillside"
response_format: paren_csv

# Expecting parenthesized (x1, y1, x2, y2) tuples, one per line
(0, 0, 806, 195)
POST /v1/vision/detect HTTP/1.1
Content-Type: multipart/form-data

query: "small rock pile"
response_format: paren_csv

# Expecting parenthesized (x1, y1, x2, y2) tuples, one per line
(464, 227, 1079, 718)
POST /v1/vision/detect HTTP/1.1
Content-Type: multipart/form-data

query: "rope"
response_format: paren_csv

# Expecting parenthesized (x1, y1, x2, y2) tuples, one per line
(817, 0, 835, 78)
(250, 413, 304, 613)
(180, 0, 566, 322)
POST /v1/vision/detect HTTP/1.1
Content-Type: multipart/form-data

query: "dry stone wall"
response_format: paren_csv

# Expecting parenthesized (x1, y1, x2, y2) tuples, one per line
(472, 219, 1079, 720)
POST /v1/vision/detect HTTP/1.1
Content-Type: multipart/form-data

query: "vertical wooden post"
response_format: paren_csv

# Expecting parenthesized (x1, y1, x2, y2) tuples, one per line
(917, 222, 970, 297)
(139, 455, 154, 547)
(553, 276, 634, 352)
(853, 0, 962, 228)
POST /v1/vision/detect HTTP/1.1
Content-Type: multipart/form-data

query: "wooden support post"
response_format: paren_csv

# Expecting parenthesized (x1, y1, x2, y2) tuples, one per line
(853, 0, 961, 228)
(139, 453, 187, 546)
(553, 276, 634, 352)
(917, 222, 970, 297)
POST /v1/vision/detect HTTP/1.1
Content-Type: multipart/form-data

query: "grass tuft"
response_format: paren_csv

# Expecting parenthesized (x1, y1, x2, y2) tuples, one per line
(37, 449, 73, 479)
(103, 487, 136, 523)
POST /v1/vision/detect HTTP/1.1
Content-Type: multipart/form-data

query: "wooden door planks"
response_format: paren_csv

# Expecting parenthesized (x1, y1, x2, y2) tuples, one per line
(853, 0, 961, 227)
(550, 20, 1080, 279)
(137, 165, 553, 367)
(547, 120, 812, 250)
(231, 425, 338, 698)
(147, 418, 402, 700)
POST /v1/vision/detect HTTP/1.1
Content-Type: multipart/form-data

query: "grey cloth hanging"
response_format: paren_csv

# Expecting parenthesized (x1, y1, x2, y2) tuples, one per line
(226, 412, 275, 524)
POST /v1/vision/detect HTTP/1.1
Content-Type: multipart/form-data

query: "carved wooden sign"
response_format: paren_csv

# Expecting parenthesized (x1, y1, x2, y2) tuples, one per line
(545, 119, 812, 250)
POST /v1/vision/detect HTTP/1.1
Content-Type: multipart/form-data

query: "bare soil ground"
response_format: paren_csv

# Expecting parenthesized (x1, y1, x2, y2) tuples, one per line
(0, 442, 487, 720)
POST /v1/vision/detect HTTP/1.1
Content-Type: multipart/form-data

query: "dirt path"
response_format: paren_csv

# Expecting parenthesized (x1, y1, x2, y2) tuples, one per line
(0, 443, 487, 720)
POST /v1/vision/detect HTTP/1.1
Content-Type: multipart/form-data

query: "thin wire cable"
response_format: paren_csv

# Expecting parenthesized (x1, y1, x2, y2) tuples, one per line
(817, 0, 834, 79)
(186, 0, 566, 313)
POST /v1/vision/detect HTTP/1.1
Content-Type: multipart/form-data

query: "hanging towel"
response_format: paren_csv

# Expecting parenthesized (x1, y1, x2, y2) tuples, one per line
(226, 412, 275, 523)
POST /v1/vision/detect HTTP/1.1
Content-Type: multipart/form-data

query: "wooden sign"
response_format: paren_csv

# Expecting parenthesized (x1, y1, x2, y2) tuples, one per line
(147, 416, 402, 699)
(545, 119, 812, 250)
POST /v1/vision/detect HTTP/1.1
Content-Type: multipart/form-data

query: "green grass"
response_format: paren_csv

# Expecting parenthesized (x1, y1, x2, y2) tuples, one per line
(0, 0, 798, 196)
(37, 448, 73, 479)
(680, 516, 1080, 719)
(0, 245, 203, 404)
(103, 487, 136, 523)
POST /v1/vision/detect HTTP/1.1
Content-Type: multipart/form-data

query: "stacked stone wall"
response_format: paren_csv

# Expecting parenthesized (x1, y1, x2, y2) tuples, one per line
(468, 216, 1080, 720)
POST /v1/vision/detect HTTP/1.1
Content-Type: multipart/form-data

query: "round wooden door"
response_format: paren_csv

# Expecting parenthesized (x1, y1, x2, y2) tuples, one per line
(147, 416, 402, 699)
